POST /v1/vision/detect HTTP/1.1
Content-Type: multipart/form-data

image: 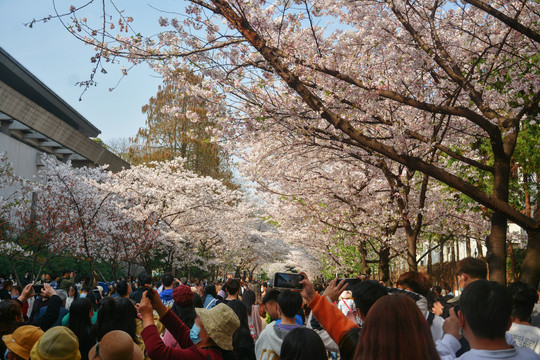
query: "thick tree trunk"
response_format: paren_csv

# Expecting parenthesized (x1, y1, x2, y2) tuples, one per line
(466, 238, 472, 258)
(427, 244, 433, 277)
(378, 246, 391, 285)
(520, 206, 540, 288)
(486, 211, 508, 284)
(439, 241, 444, 263)
(359, 240, 370, 275)
(407, 231, 417, 271)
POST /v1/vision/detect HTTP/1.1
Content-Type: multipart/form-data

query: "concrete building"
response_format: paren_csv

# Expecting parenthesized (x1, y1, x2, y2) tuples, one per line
(0, 47, 129, 179)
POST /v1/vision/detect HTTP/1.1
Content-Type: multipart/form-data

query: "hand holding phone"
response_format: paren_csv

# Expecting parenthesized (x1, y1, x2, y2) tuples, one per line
(274, 272, 305, 290)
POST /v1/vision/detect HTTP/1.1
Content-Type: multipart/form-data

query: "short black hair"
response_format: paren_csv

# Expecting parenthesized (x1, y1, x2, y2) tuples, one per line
(280, 327, 326, 360)
(225, 278, 240, 296)
(457, 257, 487, 279)
(277, 290, 302, 318)
(262, 289, 280, 304)
(116, 280, 129, 297)
(433, 286, 442, 294)
(460, 280, 511, 339)
(508, 281, 539, 322)
(351, 280, 388, 316)
(162, 274, 174, 287)
(139, 274, 152, 287)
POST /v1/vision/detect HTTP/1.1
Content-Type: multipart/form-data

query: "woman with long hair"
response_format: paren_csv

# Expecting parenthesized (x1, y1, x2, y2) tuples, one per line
(65, 284, 79, 310)
(0, 300, 22, 359)
(228, 299, 256, 360)
(241, 289, 262, 340)
(95, 297, 138, 343)
(354, 294, 440, 360)
(68, 298, 96, 360)
(202, 283, 218, 309)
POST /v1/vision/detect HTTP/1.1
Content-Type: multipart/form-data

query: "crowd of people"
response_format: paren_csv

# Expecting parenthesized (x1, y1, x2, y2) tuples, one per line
(0, 257, 539, 360)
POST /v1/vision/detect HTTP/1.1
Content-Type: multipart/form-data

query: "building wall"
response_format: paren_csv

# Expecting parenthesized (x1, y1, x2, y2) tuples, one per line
(0, 131, 41, 179)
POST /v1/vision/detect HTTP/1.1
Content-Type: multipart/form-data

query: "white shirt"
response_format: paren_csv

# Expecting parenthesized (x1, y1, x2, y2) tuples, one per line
(507, 323, 540, 355)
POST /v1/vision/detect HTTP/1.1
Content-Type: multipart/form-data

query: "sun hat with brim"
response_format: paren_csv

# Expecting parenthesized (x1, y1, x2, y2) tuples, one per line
(195, 303, 240, 351)
(30, 326, 81, 360)
(87, 330, 143, 360)
(3, 325, 44, 360)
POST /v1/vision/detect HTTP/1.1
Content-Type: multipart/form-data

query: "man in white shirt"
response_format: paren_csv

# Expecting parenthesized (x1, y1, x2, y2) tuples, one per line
(437, 280, 539, 360)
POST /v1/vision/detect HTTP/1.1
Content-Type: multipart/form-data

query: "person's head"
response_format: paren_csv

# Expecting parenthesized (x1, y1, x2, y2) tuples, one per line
(68, 285, 79, 299)
(456, 257, 487, 290)
(11, 285, 23, 298)
(508, 281, 539, 323)
(227, 300, 249, 330)
(241, 289, 256, 315)
(139, 274, 152, 287)
(339, 327, 362, 360)
(203, 283, 218, 300)
(2, 325, 44, 360)
(225, 278, 240, 297)
(280, 327, 326, 360)
(56, 289, 68, 306)
(30, 326, 80, 360)
(116, 280, 131, 298)
(88, 330, 143, 360)
(162, 274, 174, 288)
(460, 280, 511, 341)
(68, 298, 94, 332)
(193, 303, 240, 350)
(0, 300, 22, 325)
(62, 270, 70, 277)
(355, 294, 439, 360)
(96, 297, 138, 343)
(351, 280, 388, 319)
(433, 286, 442, 296)
(277, 290, 302, 319)
(262, 289, 281, 320)
(396, 271, 430, 297)
(3, 280, 13, 292)
(171, 285, 196, 328)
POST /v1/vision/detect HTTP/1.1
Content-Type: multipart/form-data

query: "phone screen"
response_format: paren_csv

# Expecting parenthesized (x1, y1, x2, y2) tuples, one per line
(274, 273, 304, 289)
(33, 285, 44, 293)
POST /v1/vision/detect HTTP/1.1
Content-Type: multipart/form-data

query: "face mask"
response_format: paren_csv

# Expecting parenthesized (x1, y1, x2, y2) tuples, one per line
(80, 293, 87, 298)
(5, 349, 9, 359)
(190, 323, 202, 344)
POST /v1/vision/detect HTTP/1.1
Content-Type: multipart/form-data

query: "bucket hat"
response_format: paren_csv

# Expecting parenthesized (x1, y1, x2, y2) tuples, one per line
(2, 325, 44, 360)
(30, 326, 81, 360)
(195, 303, 240, 351)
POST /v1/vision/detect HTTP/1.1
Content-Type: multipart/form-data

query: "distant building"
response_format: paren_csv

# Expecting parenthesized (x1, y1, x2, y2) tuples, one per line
(0, 47, 129, 179)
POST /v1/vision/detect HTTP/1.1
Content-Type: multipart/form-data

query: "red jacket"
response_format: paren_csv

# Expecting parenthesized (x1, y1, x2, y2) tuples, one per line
(141, 309, 224, 360)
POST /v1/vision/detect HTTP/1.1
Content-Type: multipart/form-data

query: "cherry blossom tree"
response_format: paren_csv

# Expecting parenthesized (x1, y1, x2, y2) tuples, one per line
(31, 0, 540, 284)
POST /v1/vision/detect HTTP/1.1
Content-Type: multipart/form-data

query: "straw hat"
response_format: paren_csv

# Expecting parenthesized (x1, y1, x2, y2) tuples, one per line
(30, 326, 81, 360)
(88, 330, 143, 360)
(2, 325, 44, 360)
(195, 303, 240, 351)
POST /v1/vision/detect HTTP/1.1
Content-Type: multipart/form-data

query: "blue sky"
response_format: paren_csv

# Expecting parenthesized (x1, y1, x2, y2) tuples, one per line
(0, 0, 185, 143)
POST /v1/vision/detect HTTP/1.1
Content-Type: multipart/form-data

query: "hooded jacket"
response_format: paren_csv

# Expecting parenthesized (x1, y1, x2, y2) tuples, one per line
(255, 322, 300, 360)
(160, 288, 175, 308)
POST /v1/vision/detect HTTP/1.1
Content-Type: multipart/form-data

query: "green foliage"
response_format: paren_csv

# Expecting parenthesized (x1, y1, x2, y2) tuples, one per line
(258, 269, 269, 281)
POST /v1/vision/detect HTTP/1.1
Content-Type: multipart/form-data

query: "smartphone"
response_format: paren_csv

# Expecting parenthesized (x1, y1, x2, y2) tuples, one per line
(336, 278, 362, 289)
(145, 284, 155, 301)
(33, 284, 44, 293)
(274, 272, 304, 290)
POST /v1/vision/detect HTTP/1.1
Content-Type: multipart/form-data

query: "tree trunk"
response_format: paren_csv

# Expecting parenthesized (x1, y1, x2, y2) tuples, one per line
(486, 211, 508, 284)
(451, 241, 456, 263)
(427, 243, 433, 277)
(507, 239, 518, 281)
(520, 205, 540, 288)
(466, 238, 472, 258)
(439, 240, 444, 263)
(378, 246, 391, 285)
(476, 238, 484, 259)
(359, 240, 370, 275)
(407, 231, 418, 271)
